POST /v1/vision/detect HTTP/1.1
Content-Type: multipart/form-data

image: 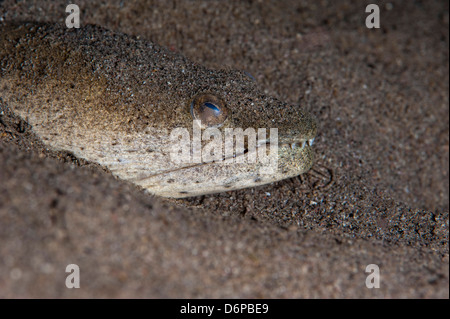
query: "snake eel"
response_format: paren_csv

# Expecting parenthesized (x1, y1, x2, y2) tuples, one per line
(0, 22, 317, 198)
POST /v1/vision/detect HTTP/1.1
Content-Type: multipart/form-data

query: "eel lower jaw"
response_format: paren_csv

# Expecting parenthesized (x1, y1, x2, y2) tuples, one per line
(252, 137, 316, 153)
(279, 137, 315, 150)
(134, 137, 316, 181)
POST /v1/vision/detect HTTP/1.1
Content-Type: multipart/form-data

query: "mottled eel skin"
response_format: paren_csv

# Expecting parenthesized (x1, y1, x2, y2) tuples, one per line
(0, 22, 316, 198)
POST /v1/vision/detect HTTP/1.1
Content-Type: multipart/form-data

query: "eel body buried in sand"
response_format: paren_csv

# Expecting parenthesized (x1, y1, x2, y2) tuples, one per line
(0, 22, 317, 198)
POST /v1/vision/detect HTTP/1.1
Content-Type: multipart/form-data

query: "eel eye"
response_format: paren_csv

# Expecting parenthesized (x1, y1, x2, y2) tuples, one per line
(190, 94, 228, 128)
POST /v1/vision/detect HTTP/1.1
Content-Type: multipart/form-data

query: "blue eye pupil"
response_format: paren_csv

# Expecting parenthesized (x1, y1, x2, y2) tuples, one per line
(204, 102, 221, 115)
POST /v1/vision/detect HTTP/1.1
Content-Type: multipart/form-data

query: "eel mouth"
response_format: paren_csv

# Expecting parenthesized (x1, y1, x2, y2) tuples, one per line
(134, 136, 316, 182)
(237, 137, 316, 157)
(280, 137, 315, 150)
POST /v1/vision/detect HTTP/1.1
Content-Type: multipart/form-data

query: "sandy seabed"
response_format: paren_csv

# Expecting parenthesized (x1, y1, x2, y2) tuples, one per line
(0, 0, 448, 298)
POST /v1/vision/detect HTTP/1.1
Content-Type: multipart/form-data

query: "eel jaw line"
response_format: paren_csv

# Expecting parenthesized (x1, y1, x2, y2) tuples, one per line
(134, 137, 316, 182)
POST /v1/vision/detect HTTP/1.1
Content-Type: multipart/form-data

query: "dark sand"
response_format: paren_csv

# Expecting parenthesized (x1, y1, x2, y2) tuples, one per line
(0, 0, 448, 298)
